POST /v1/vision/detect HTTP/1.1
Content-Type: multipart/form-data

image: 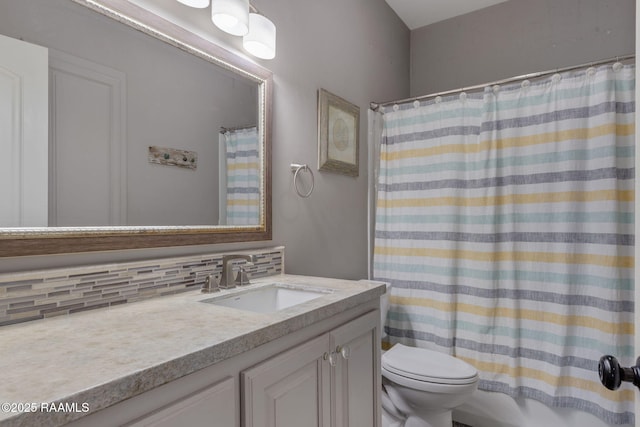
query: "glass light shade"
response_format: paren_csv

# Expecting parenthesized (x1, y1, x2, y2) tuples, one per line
(176, 0, 210, 7)
(243, 13, 276, 59)
(211, 0, 249, 36)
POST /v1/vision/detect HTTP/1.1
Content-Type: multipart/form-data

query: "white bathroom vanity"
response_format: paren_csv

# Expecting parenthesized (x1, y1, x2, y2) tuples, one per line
(0, 275, 384, 427)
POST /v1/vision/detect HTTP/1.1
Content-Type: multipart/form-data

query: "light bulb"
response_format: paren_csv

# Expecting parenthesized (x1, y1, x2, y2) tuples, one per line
(243, 13, 276, 59)
(211, 0, 249, 36)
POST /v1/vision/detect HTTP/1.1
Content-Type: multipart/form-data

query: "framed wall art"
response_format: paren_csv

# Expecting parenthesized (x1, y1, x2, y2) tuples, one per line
(317, 88, 359, 177)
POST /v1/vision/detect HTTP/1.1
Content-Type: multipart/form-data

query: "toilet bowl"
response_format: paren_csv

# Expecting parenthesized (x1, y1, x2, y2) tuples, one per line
(381, 343, 478, 427)
(369, 280, 478, 427)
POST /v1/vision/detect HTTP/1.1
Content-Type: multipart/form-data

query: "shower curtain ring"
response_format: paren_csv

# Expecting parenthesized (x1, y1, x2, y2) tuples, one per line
(290, 163, 315, 198)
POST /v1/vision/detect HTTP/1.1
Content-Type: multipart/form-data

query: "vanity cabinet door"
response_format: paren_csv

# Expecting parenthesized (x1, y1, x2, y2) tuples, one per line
(125, 376, 236, 426)
(242, 333, 332, 427)
(67, 374, 238, 427)
(330, 310, 380, 427)
(242, 310, 380, 427)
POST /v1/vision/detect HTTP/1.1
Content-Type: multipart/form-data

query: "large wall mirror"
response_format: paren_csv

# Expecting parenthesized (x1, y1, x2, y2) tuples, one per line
(0, 0, 272, 256)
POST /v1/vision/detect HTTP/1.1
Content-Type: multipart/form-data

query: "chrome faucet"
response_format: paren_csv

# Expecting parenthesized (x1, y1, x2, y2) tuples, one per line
(219, 254, 255, 289)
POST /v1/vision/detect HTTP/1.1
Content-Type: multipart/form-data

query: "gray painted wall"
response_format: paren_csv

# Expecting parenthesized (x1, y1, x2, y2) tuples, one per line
(410, 0, 635, 96)
(0, 0, 409, 277)
(265, 0, 409, 279)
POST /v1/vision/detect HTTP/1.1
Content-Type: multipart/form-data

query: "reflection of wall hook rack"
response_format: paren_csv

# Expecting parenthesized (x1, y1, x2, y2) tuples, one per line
(290, 163, 315, 198)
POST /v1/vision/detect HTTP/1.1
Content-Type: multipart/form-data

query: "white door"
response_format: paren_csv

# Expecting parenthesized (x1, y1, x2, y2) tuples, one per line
(0, 34, 48, 227)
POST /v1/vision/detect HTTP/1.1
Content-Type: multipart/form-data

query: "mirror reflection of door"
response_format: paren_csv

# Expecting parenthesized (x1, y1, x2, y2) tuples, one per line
(0, 35, 125, 228)
(0, 34, 48, 227)
(49, 50, 126, 226)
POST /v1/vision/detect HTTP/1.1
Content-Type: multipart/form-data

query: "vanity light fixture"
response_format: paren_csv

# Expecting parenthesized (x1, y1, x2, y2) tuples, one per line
(176, 0, 210, 8)
(243, 12, 276, 59)
(176, 0, 276, 59)
(211, 0, 250, 36)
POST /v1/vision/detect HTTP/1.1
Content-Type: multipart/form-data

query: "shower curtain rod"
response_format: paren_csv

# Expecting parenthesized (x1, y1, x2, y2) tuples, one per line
(219, 124, 256, 133)
(370, 53, 635, 111)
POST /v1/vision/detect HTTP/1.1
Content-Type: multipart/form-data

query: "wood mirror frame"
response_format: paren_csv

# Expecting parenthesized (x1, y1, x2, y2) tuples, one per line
(0, 0, 272, 257)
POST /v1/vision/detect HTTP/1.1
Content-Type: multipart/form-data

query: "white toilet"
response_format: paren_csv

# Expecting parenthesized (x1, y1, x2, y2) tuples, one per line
(378, 283, 479, 427)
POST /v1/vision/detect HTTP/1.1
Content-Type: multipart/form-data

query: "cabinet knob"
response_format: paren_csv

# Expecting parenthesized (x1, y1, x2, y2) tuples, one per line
(336, 345, 351, 360)
(328, 352, 338, 367)
(323, 351, 338, 367)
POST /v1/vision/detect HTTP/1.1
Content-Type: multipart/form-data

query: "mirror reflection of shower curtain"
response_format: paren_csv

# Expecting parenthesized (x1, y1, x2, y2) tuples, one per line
(220, 127, 260, 225)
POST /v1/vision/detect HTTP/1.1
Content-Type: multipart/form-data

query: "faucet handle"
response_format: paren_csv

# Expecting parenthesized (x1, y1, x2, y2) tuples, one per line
(201, 274, 220, 293)
(235, 267, 251, 286)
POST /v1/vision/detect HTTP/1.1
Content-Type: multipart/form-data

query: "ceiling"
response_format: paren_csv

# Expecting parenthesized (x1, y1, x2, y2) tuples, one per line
(385, 0, 510, 30)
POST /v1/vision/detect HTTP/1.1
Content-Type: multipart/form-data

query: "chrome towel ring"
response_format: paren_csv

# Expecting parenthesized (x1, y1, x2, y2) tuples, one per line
(290, 163, 315, 198)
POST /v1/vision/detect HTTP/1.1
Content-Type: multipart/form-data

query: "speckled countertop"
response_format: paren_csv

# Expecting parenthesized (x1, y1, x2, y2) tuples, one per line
(0, 274, 385, 427)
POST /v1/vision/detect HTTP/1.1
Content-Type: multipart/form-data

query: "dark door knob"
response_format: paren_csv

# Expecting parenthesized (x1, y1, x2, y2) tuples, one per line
(598, 355, 640, 390)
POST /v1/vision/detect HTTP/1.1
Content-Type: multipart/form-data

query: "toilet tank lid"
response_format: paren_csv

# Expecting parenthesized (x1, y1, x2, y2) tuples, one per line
(382, 344, 478, 383)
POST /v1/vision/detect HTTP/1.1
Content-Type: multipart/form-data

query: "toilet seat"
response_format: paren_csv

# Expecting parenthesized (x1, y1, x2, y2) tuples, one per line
(382, 344, 478, 385)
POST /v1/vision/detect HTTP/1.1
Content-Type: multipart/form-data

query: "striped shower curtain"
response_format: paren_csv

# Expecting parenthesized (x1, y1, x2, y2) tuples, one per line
(222, 127, 261, 225)
(373, 63, 635, 424)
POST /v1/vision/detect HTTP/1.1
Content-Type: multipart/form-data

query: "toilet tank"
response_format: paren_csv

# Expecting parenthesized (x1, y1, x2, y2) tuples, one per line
(360, 280, 391, 338)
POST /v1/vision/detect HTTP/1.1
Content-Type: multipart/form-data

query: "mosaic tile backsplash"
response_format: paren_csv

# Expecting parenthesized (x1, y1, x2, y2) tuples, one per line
(0, 247, 284, 327)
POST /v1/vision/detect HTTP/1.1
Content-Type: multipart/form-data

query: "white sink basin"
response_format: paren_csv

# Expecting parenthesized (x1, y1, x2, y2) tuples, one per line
(201, 284, 330, 313)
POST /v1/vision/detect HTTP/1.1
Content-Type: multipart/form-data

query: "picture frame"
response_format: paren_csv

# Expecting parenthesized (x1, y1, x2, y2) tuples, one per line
(317, 88, 360, 177)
